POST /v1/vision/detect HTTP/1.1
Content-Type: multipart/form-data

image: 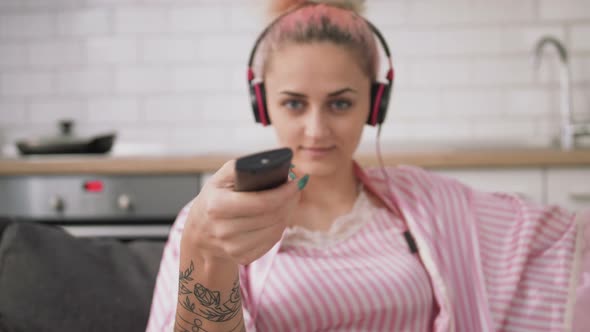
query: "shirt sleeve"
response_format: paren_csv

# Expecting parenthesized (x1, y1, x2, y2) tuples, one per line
(145, 201, 256, 332)
(470, 184, 580, 330)
(569, 209, 590, 332)
(239, 264, 256, 331)
(145, 202, 191, 332)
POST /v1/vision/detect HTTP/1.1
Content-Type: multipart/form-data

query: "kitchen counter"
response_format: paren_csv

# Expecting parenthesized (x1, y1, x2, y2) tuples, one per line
(1, 148, 590, 175)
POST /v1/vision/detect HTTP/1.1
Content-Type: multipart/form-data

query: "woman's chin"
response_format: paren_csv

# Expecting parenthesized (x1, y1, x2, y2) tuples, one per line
(292, 157, 340, 177)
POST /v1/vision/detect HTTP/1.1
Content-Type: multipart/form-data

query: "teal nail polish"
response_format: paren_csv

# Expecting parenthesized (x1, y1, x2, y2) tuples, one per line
(289, 171, 296, 180)
(297, 174, 309, 190)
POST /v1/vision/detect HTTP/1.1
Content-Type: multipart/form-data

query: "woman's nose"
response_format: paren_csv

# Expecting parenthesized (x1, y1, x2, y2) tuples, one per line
(303, 107, 330, 139)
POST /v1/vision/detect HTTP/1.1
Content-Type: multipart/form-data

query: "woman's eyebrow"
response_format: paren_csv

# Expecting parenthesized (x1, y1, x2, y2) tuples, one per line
(328, 88, 356, 96)
(280, 91, 307, 98)
(279, 88, 357, 98)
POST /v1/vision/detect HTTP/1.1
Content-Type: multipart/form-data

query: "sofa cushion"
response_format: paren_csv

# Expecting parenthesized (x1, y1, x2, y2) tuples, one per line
(0, 221, 165, 332)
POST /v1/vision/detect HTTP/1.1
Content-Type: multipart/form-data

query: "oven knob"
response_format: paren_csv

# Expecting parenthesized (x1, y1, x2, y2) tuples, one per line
(117, 194, 133, 211)
(50, 196, 65, 212)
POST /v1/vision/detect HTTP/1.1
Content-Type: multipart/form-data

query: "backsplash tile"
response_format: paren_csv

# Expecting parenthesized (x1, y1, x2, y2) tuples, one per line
(539, 0, 590, 20)
(0, 0, 588, 155)
(57, 8, 111, 36)
(571, 24, 590, 51)
(86, 37, 138, 64)
(0, 13, 56, 38)
(1, 71, 55, 96)
(29, 98, 86, 124)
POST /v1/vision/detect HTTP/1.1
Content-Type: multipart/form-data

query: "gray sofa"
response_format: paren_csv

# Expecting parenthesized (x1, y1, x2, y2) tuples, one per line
(0, 218, 166, 332)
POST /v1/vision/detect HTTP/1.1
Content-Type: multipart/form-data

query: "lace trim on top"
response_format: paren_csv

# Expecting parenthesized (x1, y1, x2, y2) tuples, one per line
(281, 184, 380, 250)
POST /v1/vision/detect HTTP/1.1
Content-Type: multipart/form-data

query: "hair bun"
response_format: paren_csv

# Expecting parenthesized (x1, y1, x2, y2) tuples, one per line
(308, 0, 366, 14)
(268, 0, 366, 19)
(268, 0, 307, 18)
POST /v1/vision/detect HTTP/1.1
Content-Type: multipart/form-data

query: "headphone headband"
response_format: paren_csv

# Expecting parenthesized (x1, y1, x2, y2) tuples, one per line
(247, 5, 393, 77)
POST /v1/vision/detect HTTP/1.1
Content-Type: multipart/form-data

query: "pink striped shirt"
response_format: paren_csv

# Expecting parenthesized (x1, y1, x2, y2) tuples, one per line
(240, 186, 435, 331)
(146, 162, 590, 331)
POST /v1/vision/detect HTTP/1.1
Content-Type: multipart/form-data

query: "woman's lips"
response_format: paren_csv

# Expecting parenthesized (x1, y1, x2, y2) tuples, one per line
(301, 146, 335, 157)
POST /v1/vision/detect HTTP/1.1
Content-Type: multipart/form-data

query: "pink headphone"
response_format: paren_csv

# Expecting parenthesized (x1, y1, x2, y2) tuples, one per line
(247, 7, 395, 127)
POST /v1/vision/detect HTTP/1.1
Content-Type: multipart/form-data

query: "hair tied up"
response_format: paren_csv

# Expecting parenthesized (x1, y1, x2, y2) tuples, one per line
(268, 0, 366, 19)
(308, 0, 366, 14)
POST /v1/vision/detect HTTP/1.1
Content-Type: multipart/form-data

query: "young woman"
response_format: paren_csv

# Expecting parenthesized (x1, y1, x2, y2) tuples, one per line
(146, 1, 590, 331)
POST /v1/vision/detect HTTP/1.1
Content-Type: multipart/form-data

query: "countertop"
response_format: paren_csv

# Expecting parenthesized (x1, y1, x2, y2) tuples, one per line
(1, 148, 590, 175)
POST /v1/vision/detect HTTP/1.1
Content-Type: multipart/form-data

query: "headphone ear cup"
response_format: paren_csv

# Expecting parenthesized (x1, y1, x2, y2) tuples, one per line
(379, 82, 392, 124)
(249, 84, 259, 121)
(369, 83, 391, 126)
(250, 82, 271, 126)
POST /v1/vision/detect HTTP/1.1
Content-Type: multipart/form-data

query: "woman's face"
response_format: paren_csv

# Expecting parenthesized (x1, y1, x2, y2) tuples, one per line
(264, 42, 371, 177)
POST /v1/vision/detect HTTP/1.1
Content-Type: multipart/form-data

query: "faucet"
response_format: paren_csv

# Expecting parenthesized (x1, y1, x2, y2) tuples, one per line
(534, 36, 590, 150)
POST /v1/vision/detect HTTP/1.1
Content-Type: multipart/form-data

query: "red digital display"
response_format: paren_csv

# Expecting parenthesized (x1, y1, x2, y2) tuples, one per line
(84, 180, 104, 193)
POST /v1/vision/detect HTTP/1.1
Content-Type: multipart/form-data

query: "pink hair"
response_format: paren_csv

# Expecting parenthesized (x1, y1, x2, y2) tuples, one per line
(254, 1, 379, 81)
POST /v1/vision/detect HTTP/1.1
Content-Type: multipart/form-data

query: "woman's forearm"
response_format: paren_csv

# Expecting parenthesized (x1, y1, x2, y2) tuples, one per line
(174, 247, 245, 332)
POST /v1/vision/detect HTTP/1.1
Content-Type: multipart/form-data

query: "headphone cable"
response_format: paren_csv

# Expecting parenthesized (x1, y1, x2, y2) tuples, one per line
(375, 124, 418, 254)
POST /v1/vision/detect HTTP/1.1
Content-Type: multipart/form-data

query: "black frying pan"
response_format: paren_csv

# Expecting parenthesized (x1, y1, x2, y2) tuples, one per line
(16, 133, 116, 155)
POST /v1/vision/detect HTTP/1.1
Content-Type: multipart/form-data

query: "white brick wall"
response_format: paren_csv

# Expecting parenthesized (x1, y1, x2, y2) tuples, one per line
(0, 101, 27, 124)
(29, 99, 86, 124)
(571, 24, 590, 51)
(87, 37, 138, 64)
(140, 37, 199, 63)
(408, 1, 536, 25)
(143, 96, 197, 124)
(0, 0, 589, 154)
(539, 0, 590, 20)
(169, 6, 228, 33)
(1, 72, 54, 96)
(28, 40, 85, 67)
(87, 98, 139, 124)
(57, 8, 111, 36)
(0, 13, 56, 38)
(0, 43, 28, 67)
(115, 67, 172, 94)
(56, 69, 113, 95)
(114, 7, 169, 34)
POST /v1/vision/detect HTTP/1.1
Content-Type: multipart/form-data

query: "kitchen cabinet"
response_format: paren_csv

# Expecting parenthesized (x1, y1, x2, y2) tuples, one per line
(433, 167, 590, 212)
(546, 167, 590, 211)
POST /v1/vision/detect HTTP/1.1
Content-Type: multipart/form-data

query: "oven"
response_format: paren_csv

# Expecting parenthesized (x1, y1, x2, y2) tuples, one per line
(0, 174, 200, 241)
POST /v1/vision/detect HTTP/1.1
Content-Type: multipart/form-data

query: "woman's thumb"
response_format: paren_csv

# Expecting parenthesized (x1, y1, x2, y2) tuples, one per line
(208, 159, 237, 188)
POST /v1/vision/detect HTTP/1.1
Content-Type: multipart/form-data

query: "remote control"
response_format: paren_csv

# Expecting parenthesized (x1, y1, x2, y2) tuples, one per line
(234, 147, 293, 192)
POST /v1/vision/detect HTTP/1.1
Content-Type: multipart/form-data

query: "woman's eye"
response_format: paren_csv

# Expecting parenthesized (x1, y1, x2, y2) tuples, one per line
(330, 99, 352, 111)
(282, 100, 305, 110)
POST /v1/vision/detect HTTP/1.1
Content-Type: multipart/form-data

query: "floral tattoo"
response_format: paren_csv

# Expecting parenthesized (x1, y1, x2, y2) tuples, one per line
(175, 260, 243, 331)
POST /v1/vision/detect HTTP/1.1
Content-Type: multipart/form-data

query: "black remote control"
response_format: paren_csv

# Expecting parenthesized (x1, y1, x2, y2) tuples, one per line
(234, 147, 293, 192)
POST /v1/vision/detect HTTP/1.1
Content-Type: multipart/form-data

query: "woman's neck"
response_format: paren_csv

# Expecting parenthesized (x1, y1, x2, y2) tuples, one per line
(297, 160, 360, 210)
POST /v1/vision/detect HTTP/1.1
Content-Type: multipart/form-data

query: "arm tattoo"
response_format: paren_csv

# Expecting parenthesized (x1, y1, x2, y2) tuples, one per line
(175, 315, 244, 332)
(176, 313, 209, 332)
(228, 316, 245, 332)
(177, 260, 243, 330)
(179, 261, 194, 296)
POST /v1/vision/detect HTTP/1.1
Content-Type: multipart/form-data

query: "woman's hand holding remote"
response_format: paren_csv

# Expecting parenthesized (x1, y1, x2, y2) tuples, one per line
(182, 158, 308, 266)
(175, 156, 308, 331)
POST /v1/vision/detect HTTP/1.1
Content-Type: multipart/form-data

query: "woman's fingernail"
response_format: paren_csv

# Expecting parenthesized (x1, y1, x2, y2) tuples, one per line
(297, 174, 309, 190)
(289, 171, 296, 180)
